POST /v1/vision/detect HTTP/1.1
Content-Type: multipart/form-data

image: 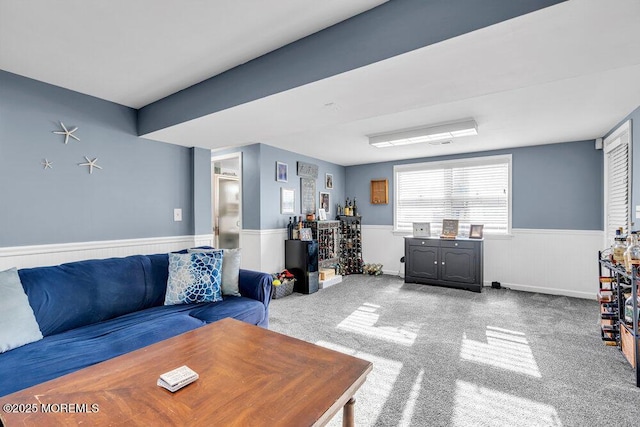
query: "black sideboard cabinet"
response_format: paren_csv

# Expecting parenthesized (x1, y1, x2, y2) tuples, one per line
(404, 237, 483, 292)
(285, 239, 319, 294)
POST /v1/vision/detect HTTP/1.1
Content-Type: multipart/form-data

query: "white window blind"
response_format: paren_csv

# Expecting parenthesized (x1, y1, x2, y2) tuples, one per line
(395, 155, 511, 234)
(604, 121, 631, 245)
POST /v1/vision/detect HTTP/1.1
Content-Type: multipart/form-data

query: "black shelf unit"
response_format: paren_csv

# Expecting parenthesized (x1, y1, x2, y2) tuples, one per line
(338, 215, 363, 275)
(285, 239, 319, 294)
(599, 253, 640, 387)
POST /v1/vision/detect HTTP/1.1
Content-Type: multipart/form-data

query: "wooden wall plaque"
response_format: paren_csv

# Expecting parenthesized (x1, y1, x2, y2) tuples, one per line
(370, 179, 388, 204)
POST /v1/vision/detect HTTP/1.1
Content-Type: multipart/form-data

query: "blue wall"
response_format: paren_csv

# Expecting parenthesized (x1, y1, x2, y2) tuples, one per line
(0, 71, 201, 247)
(213, 143, 345, 230)
(345, 140, 603, 230)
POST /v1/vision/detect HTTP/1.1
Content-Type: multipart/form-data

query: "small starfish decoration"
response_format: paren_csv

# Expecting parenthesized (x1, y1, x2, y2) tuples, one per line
(78, 156, 102, 174)
(53, 121, 80, 144)
(41, 159, 53, 170)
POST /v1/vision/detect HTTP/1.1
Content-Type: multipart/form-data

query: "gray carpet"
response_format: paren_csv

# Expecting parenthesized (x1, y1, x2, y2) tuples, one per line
(268, 274, 640, 426)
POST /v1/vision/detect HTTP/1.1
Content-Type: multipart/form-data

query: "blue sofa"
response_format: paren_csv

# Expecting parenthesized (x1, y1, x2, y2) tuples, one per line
(0, 253, 272, 397)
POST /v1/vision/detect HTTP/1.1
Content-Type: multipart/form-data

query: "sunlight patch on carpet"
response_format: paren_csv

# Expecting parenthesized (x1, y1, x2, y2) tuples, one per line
(337, 303, 418, 346)
(460, 325, 541, 378)
(316, 340, 403, 427)
(399, 368, 424, 426)
(452, 380, 562, 427)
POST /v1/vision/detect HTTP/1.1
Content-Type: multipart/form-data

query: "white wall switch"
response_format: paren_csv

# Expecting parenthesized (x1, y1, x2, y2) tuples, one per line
(636, 206, 640, 219)
(174, 208, 182, 222)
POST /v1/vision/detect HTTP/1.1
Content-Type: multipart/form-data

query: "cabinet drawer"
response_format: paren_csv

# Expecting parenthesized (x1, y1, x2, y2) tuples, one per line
(440, 240, 476, 249)
(407, 239, 439, 247)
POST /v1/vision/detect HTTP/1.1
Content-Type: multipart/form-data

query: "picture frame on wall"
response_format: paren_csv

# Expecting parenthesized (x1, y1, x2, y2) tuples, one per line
(280, 188, 295, 214)
(319, 192, 330, 214)
(276, 162, 288, 182)
(325, 173, 333, 189)
(469, 224, 484, 239)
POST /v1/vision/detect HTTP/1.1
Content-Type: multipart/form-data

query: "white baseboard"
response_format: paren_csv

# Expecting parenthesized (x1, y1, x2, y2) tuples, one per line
(0, 234, 214, 270)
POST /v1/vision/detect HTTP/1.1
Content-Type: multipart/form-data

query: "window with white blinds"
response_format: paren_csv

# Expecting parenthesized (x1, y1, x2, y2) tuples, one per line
(604, 120, 631, 245)
(394, 155, 511, 234)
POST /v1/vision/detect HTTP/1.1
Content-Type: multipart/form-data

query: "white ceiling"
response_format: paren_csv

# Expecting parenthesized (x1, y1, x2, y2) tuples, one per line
(2, 0, 640, 166)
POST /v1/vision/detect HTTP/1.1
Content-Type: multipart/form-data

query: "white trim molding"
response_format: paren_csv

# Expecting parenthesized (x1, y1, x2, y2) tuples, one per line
(0, 234, 214, 270)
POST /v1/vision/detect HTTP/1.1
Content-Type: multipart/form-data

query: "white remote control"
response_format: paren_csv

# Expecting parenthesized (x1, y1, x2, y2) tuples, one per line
(157, 365, 199, 392)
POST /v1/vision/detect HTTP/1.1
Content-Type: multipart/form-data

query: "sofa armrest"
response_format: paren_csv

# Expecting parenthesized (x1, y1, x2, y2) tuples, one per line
(238, 269, 273, 307)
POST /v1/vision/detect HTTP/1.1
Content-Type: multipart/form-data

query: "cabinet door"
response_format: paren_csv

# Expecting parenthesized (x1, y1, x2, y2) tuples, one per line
(407, 244, 439, 280)
(441, 248, 476, 283)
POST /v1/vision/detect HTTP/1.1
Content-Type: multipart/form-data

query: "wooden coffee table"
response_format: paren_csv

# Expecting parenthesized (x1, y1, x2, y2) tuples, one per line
(0, 318, 372, 426)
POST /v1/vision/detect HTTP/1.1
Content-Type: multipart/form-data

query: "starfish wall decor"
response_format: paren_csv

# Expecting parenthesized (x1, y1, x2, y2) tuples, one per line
(41, 159, 53, 170)
(53, 121, 80, 144)
(78, 156, 102, 174)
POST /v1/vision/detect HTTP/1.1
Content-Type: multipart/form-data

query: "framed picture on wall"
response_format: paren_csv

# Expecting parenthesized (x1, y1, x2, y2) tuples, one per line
(276, 162, 288, 182)
(319, 192, 330, 214)
(325, 173, 333, 189)
(281, 188, 295, 214)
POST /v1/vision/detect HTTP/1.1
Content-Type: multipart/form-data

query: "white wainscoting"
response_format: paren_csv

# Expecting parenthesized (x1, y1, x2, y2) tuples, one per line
(240, 229, 287, 274)
(0, 235, 214, 270)
(361, 226, 603, 299)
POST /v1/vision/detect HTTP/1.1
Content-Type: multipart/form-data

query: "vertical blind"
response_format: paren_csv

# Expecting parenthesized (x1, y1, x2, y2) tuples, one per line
(604, 124, 631, 244)
(395, 156, 510, 234)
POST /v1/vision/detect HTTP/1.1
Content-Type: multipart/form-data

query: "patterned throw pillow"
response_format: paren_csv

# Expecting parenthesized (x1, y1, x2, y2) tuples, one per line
(188, 248, 242, 296)
(164, 252, 224, 305)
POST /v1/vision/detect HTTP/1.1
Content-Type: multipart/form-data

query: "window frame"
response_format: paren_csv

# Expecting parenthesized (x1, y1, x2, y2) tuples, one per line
(393, 154, 513, 235)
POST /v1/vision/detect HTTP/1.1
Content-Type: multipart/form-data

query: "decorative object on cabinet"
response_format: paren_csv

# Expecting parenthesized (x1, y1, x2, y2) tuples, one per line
(413, 222, 431, 238)
(78, 156, 102, 174)
(338, 215, 363, 275)
(41, 159, 53, 170)
(441, 219, 459, 238)
(299, 228, 313, 241)
(280, 188, 295, 214)
(469, 224, 484, 239)
(325, 173, 333, 189)
(404, 237, 483, 292)
(318, 208, 327, 220)
(320, 192, 330, 213)
(370, 179, 388, 204)
(52, 121, 80, 145)
(276, 162, 288, 182)
(300, 177, 316, 214)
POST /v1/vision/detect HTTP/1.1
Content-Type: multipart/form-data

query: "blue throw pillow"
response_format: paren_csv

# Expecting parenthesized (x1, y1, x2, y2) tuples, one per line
(164, 252, 224, 305)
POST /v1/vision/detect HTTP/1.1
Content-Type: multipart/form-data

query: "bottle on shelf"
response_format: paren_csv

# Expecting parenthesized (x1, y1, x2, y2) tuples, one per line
(613, 228, 627, 264)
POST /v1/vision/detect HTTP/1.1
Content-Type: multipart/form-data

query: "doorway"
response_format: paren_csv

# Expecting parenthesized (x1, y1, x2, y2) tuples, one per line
(212, 153, 242, 249)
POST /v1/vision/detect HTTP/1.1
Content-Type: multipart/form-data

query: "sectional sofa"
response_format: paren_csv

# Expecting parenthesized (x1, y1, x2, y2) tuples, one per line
(0, 251, 272, 397)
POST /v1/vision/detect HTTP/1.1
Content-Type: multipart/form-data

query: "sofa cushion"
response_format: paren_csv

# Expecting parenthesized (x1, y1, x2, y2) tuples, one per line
(18, 255, 155, 337)
(164, 252, 223, 305)
(0, 304, 206, 397)
(189, 248, 242, 296)
(0, 268, 43, 353)
(189, 296, 266, 326)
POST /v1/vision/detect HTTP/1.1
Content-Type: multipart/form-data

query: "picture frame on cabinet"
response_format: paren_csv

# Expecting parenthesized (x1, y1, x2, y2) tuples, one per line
(469, 224, 484, 239)
(281, 188, 295, 214)
(276, 162, 288, 182)
(441, 219, 459, 238)
(320, 192, 330, 214)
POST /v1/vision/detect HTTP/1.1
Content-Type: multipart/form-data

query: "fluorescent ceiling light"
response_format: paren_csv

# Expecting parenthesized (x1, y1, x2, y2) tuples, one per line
(369, 119, 477, 148)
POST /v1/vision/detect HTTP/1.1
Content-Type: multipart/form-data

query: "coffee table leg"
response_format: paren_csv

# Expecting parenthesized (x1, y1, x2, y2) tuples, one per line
(343, 397, 356, 427)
